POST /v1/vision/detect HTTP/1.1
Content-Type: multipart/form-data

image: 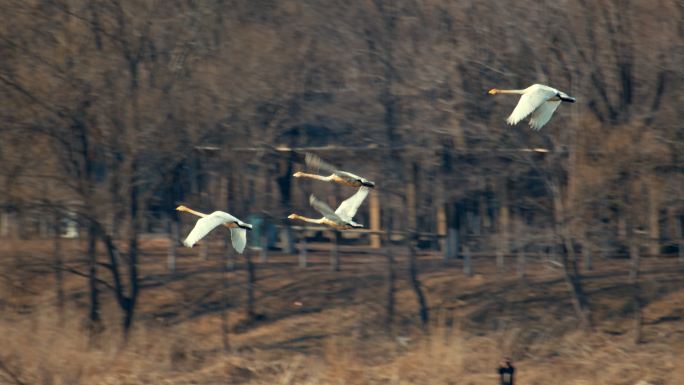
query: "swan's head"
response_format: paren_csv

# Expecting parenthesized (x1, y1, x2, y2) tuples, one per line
(292, 172, 304, 178)
(176, 205, 189, 212)
(287, 214, 298, 220)
(361, 180, 375, 188)
(488, 89, 499, 95)
(558, 93, 576, 103)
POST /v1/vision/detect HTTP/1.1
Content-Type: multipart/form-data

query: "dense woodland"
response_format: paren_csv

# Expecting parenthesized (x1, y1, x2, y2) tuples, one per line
(0, 0, 682, 347)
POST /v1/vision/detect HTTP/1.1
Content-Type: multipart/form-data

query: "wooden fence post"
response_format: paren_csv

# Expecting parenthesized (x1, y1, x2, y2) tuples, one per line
(370, 191, 381, 248)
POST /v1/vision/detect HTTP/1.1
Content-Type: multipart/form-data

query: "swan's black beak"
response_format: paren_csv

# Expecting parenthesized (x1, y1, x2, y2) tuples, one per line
(239, 223, 253, 230)
(361, 180, 376, 188)
(560, 95, 576, 103)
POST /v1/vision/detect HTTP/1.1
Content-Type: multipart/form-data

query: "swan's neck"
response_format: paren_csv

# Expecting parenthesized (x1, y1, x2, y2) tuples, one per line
(176, 205, 207, 218)
(490, 89, 526, 95)
(289, 214, 324, 224)
(294, 172, 332, 182)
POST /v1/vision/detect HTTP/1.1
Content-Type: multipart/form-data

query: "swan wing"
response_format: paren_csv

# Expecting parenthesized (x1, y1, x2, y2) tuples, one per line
(213, 211, 242, 223)
(309, 194, 342, 221)
(335, 170, 370, 183)
(335, 187, 370, 222)
(305, 153, 338, 173)
(182, 212, 229, 247)
(229, 227, 247, 254)
(528, 100, 561, 130)
(506, 86, 558, 126)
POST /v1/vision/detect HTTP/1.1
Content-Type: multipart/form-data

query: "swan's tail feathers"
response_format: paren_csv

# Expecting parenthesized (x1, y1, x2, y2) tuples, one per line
(230, 228, 247, 254)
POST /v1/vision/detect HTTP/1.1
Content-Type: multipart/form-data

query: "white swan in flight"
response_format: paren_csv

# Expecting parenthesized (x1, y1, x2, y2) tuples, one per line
(288, 187, 370, 230)
(293, 153, 375, 188)
(488, 84, 576, 130)
(176, 205, 252, 253)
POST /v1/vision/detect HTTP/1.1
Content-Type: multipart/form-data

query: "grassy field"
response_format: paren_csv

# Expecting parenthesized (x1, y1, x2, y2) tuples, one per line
(1, 238, 683, 385)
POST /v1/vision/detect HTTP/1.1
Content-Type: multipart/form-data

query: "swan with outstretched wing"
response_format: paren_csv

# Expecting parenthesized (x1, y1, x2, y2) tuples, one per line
(293, 153, 375, 188)
(288, 187, 370, 230)
(489, 84, 576, 130)
(176, 205, 252, 253)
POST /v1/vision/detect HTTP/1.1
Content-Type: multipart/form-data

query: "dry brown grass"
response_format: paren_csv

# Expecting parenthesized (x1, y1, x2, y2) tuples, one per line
(1, 240, 684, 384)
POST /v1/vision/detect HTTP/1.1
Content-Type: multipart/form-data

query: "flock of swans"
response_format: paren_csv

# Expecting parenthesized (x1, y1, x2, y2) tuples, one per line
(176, 84, 575, 254)
(176, 153, 376, 254)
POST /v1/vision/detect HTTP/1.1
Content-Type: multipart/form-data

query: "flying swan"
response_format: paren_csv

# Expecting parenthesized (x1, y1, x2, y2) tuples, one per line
(176, 205, 253, 253)
(293, 153, 375, 188)
(288, 187, 370, 230)
(488, 84, 576, 130)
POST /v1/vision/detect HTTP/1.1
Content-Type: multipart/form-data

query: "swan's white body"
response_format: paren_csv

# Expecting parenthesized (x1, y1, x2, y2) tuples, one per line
(293, 153, 375, 188)
(176, 205, 252, 253)
(288, 187, 370, 230)
(489, 84, 576, 130)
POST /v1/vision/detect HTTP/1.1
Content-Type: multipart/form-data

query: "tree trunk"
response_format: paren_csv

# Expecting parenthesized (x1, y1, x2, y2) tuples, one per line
(496, 248, 505, 273)
(516, 247, 525, 278)
(86, 223, 102, 335)
(407, 164, 418, 231)
(385, 245, 395, 334)
(560, 240, 592, 329)
(244, 250, 256, 322)
(647, 183, 660, 257)
(383, 209, 396, 334)
(582, 234, 593, 271)
(53, 216, 65, 321)
(0, 210, 8, 238)
(224, 233, 235, 271)
(469, 211, 481, 237)
(97, 183, 141, 339)
(444, 227, 459, 261)
(122, 185, 141, 338)
(200, 241, 209, 260)
(168, 216, 178, 273)
(480, 192, 490, 231)
(280, 226, 295, 254)
(122, 244, 138, 337)
(437, 202, 447, 254)
(629, 227, 642, 344)
(497, 179, 510, 272)
(330, 231, 340, 272)
(463, 244, 473, 276)
(220, 250, 230, 352)
(259, 232, 268, 262)
(666, 207, 678, 245)
(677, 214, 684, 264)
(618, 211, 628, 251)
(277, 152, 296, 254)
(298, 235, 307, 268)
(551, 183, 592, 329)
(407, 238, 429, 329)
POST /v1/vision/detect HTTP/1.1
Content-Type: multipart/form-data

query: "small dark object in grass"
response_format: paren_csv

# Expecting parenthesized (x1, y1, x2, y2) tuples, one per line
(498, 357, 515, 385)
